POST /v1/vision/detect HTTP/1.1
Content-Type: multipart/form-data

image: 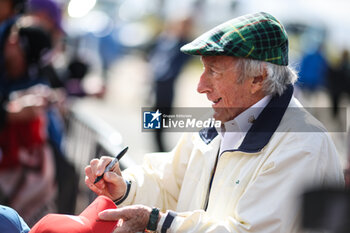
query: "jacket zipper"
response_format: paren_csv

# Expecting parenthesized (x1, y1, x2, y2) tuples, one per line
(204, 149, 220, 211)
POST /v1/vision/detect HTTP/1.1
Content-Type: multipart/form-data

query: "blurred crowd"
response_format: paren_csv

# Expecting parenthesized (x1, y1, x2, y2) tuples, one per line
(0, 0, 194, 226)
(295, 42, 350, 119)
(0, 0, 350, 228)
(0, 0, 81, 226)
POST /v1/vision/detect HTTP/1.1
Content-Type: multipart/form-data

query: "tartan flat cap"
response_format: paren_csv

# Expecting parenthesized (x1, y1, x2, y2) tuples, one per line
(181, 12, 289, 65)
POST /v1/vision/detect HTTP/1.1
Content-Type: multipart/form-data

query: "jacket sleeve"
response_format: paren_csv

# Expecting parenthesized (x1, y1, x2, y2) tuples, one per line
(118, 133, 195, 211)
(166, 133, 344, 233)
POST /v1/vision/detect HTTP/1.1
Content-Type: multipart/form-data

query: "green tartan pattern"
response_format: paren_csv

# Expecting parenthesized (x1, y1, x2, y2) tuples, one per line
(181, 12, 289, 65)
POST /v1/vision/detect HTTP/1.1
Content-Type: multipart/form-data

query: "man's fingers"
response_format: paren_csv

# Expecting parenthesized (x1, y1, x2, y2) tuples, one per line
(112, 162, 122, 176)
(89, 159, 100, 177)
(99, 209, 123, 221)
(104, 171, 122, 184)
(85, 165, 106, 190)
(84, 176, 103, 195)
(85, 166, 95, 183)
(85, 165, 106, 194)
(85, 157, 122, 198)
(96, 156, 113, 176)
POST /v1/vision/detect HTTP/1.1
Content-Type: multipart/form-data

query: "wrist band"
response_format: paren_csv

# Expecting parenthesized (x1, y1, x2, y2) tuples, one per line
(161, 211, 176, 233)
(114, 180, 131, 205)
(146, 207, 159, 232)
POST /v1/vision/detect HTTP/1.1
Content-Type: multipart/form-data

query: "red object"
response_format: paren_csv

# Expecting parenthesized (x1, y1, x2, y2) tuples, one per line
(30, 195, 119, 233)
(0, 115, 46, 169)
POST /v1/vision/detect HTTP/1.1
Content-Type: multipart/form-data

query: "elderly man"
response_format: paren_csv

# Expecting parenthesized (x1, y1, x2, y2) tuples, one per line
(85, 12, 344, 233)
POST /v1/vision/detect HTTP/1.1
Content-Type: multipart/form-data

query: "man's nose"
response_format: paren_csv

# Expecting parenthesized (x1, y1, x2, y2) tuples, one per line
(197, 73, 211, 94)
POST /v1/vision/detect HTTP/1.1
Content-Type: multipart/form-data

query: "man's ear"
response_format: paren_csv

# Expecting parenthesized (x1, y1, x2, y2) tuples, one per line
(250, 66, 267, 94)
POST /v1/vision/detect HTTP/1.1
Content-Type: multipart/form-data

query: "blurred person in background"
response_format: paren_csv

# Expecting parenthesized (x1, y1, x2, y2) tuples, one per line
(85, 12, 344, 233)
(27, 0, 64, 49)
(97, 25, 125, 99)
(297, 44, 330, 92)
(27, 0, 103, 99)
(26, 0, 68, 91)
(327, 49, 350, 118)
(0, 0, 26, 24)
(0, 16, 57, 225)
(27, 0, 80, 214)
(0, 16, 77, 224)
(148, 15, 192, 152)
(10, 0, 67, 156)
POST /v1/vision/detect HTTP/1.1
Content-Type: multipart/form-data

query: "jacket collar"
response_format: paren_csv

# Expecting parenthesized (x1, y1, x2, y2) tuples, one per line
(199, 85, 294, 153)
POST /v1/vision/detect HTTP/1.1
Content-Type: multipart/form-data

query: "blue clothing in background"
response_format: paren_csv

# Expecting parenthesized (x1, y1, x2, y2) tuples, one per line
(0, 17, 64, 153)
(149, 35, 191, 152)
(0, 205, 30, 233)
(150, 36, 190, 108)
(150, 36, 190, 83)
(297, 49, 329, 90)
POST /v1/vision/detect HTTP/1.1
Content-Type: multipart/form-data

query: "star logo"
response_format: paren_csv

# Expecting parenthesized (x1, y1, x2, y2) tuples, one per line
(143, 109, 162, 129)
(151, 109, 162, 122)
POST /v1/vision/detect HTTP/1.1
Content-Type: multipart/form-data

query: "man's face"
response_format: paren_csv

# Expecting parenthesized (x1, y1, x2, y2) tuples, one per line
(197, 56, 257, 123)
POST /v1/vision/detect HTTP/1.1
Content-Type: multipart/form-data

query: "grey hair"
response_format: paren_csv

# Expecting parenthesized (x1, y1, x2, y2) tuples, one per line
(235, 58, 298, 96)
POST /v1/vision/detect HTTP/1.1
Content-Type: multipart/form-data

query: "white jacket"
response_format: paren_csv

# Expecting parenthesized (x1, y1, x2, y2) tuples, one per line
(120, 85, 344, 232)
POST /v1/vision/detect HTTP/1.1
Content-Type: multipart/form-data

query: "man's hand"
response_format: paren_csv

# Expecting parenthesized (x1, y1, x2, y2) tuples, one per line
(99, 205, 162, 233)
(85, 156, 126, 201)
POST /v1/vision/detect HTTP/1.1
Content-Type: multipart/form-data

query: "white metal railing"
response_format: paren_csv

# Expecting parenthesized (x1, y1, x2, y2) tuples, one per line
(64, 108, 136, 209)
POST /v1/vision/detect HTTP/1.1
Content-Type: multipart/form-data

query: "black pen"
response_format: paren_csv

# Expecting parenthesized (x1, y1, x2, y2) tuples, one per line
(94, 146, 128, 184)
